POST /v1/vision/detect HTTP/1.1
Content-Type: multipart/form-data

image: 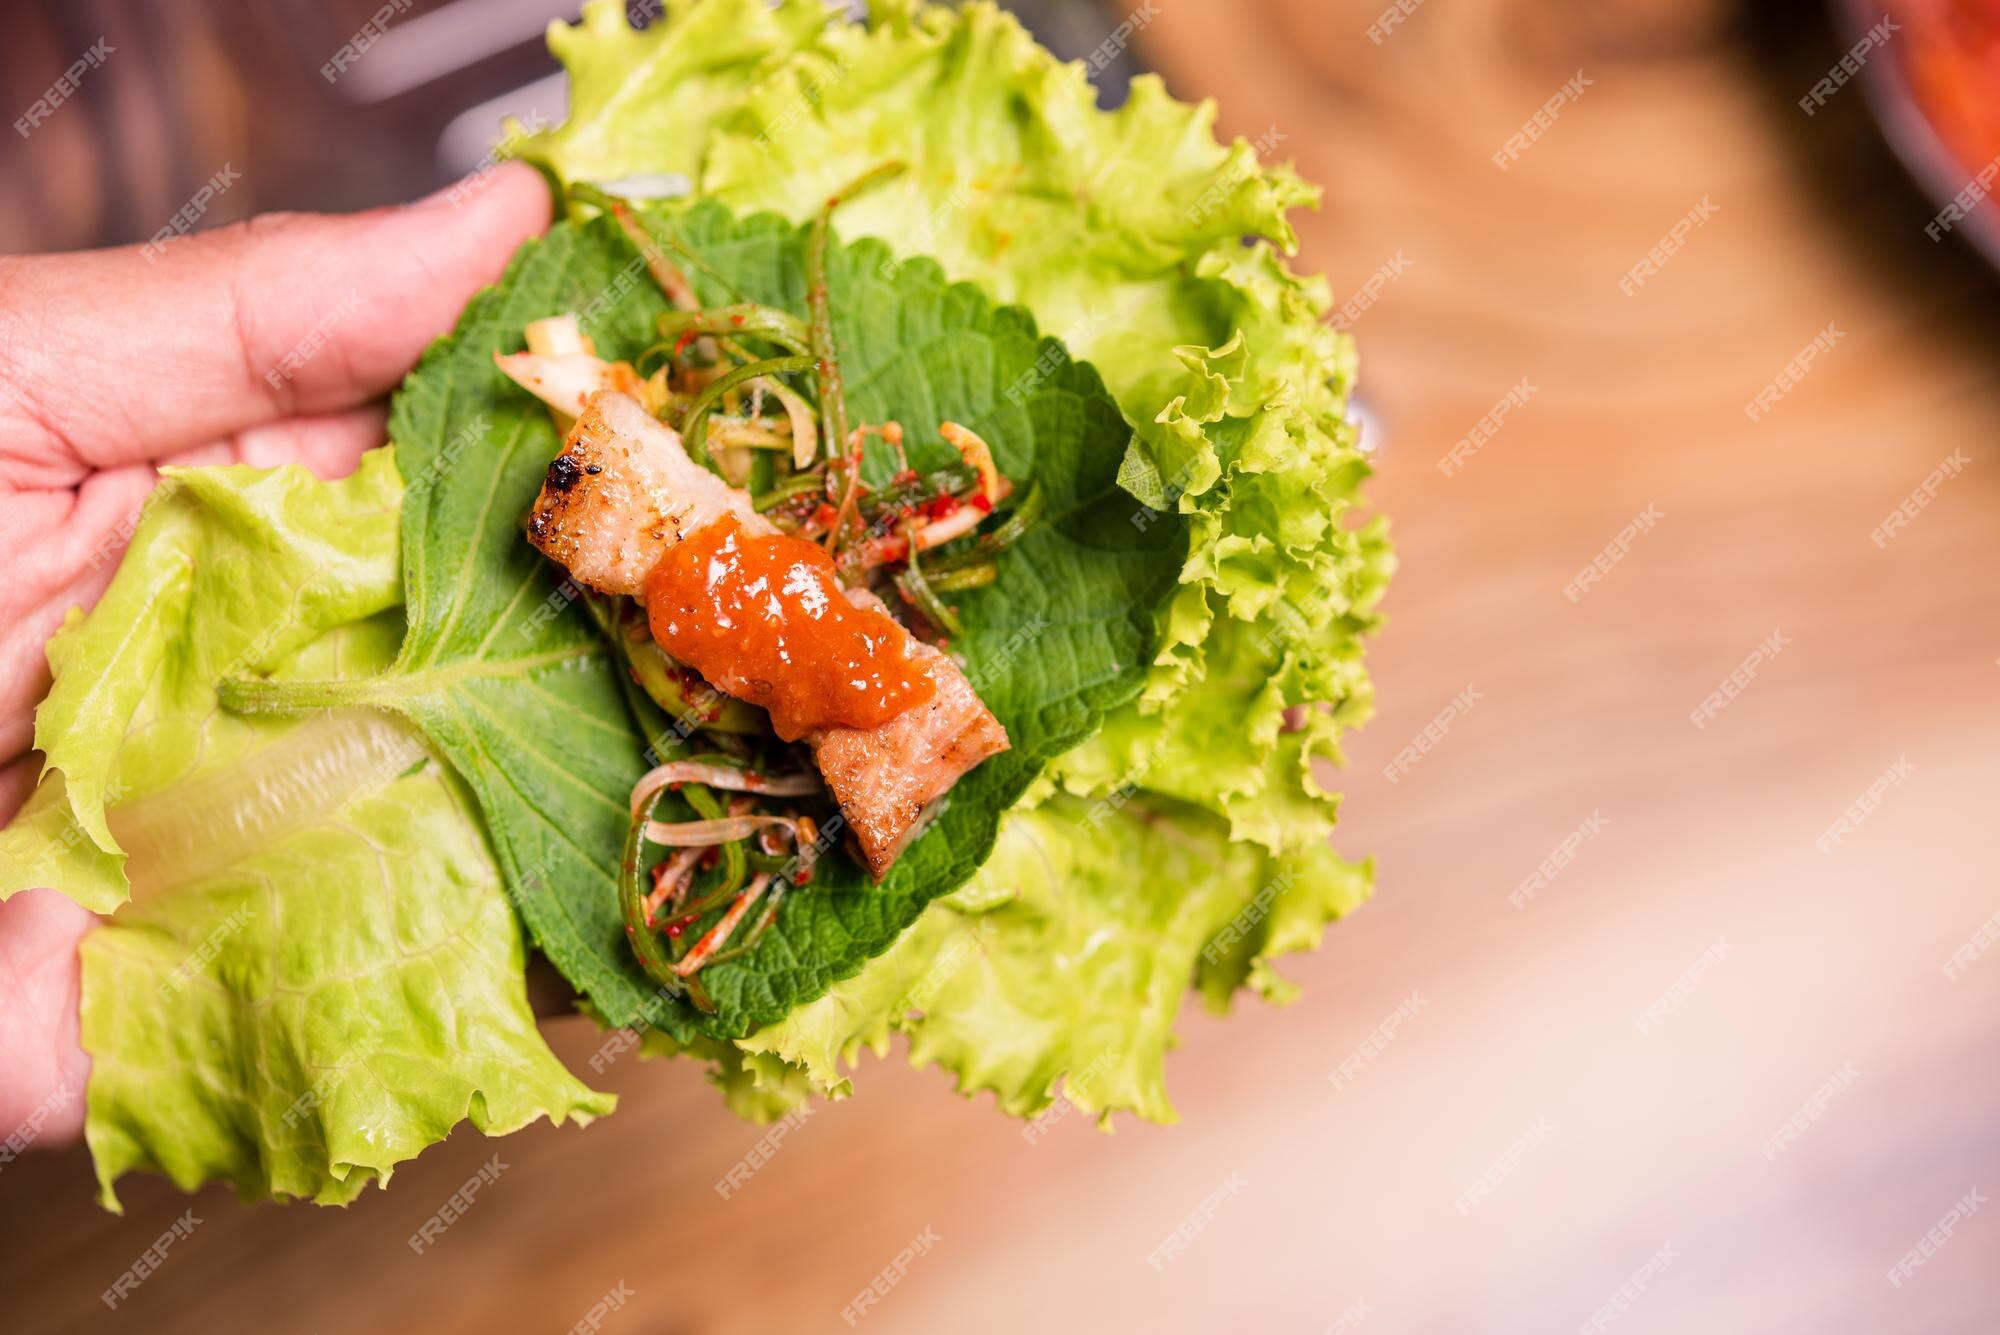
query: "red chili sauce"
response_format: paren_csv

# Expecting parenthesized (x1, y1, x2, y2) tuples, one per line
(643, 515, 935, 740)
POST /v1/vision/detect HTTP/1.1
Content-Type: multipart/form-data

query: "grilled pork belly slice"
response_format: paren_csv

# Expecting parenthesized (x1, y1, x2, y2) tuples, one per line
(527, 390, 773, 598)
(809, 591, 1010, 878)
(524, 391, 1009, 878)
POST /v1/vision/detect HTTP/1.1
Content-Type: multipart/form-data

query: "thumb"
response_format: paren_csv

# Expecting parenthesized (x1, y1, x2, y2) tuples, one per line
(0, 882, 92, 1152)
(0, 163, 552, 478)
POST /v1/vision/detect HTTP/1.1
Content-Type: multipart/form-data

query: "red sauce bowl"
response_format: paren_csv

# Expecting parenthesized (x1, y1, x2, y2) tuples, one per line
(1843, 0, 2000, 268)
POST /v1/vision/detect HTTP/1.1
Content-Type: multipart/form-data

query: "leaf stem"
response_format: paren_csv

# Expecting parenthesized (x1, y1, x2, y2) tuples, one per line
(569, 182, 700, 309)
(216, 674, 382, 715)
(219, 641, 607, 718)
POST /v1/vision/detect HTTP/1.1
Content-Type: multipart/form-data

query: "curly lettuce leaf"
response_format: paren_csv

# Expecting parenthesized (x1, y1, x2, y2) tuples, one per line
(0, 456, 408, 911)
(738, 795, 1371, 1123)
(0, 454, 612, 1207)
(516, 0, 1389, 1122)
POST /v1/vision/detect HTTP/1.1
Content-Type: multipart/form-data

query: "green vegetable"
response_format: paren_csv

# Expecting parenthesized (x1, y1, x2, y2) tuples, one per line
(925, 561, 998, 594)
(860, 464, 979, 517)
(680, 353, 817, 467)
(0, 454, 611, 1206)
(622, 779, 686, 991)
(892, 549, 962, 636)
(926, 480, 1044, 572)
(218, 242, 666, 1037)
(674, 782, 746, 962)
(804, 184, 849, 463)
(588, 594, 764, 736)
(0, 0, 1397, 1215)
(752, 472, 827, 512)
(222, 200, 1183, 1038)
(515, 0, 1391, 1121)
(568, 182, 702, 307)
(737, 794, 1372, 1122)
(656, 304, 812, 356)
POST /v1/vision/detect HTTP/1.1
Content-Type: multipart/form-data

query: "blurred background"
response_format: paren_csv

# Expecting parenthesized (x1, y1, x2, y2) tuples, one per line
(4, 0, 2000, 1331)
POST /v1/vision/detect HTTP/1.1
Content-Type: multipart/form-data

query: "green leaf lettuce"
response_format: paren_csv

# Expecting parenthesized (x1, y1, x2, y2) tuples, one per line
(0, 454, 612, 1207)
(516, 0, 1391, 1123)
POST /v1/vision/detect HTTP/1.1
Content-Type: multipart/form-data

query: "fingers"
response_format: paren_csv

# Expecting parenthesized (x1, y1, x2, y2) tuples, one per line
(0, 404, 390, 768)
(0, 168, 552, 1151)
(0, 886, 92, 1149)
(0, 752, 34, 826)
(2, 754, 95, 1153)
(0, 163, 551, 484)
(0, 466, 149, 765)
(151, 401, 390, 477)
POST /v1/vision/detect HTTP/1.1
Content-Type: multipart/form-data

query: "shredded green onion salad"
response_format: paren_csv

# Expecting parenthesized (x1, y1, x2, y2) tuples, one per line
(565, 165, 1048, 991)
(682, 354, 816, 468)
(929, 480, 1044, 571)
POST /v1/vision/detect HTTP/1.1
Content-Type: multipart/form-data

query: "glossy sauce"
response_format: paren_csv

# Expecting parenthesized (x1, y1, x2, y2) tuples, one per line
(643, 515, 936, 741)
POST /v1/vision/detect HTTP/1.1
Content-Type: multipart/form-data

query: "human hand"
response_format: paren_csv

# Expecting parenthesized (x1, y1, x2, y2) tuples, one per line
(0, 163, 553, 1150)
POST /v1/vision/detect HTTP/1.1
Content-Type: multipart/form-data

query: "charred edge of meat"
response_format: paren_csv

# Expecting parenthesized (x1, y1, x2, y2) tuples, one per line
(546, 453, 584, 492)
(855, 797, 925, 883)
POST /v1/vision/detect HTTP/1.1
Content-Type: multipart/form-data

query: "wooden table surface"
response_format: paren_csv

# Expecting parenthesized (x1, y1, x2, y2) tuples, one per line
(6, 1, 1999, 1331)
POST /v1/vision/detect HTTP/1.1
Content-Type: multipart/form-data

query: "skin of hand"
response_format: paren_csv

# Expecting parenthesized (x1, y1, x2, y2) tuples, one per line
(0, 163, 553, 1152)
